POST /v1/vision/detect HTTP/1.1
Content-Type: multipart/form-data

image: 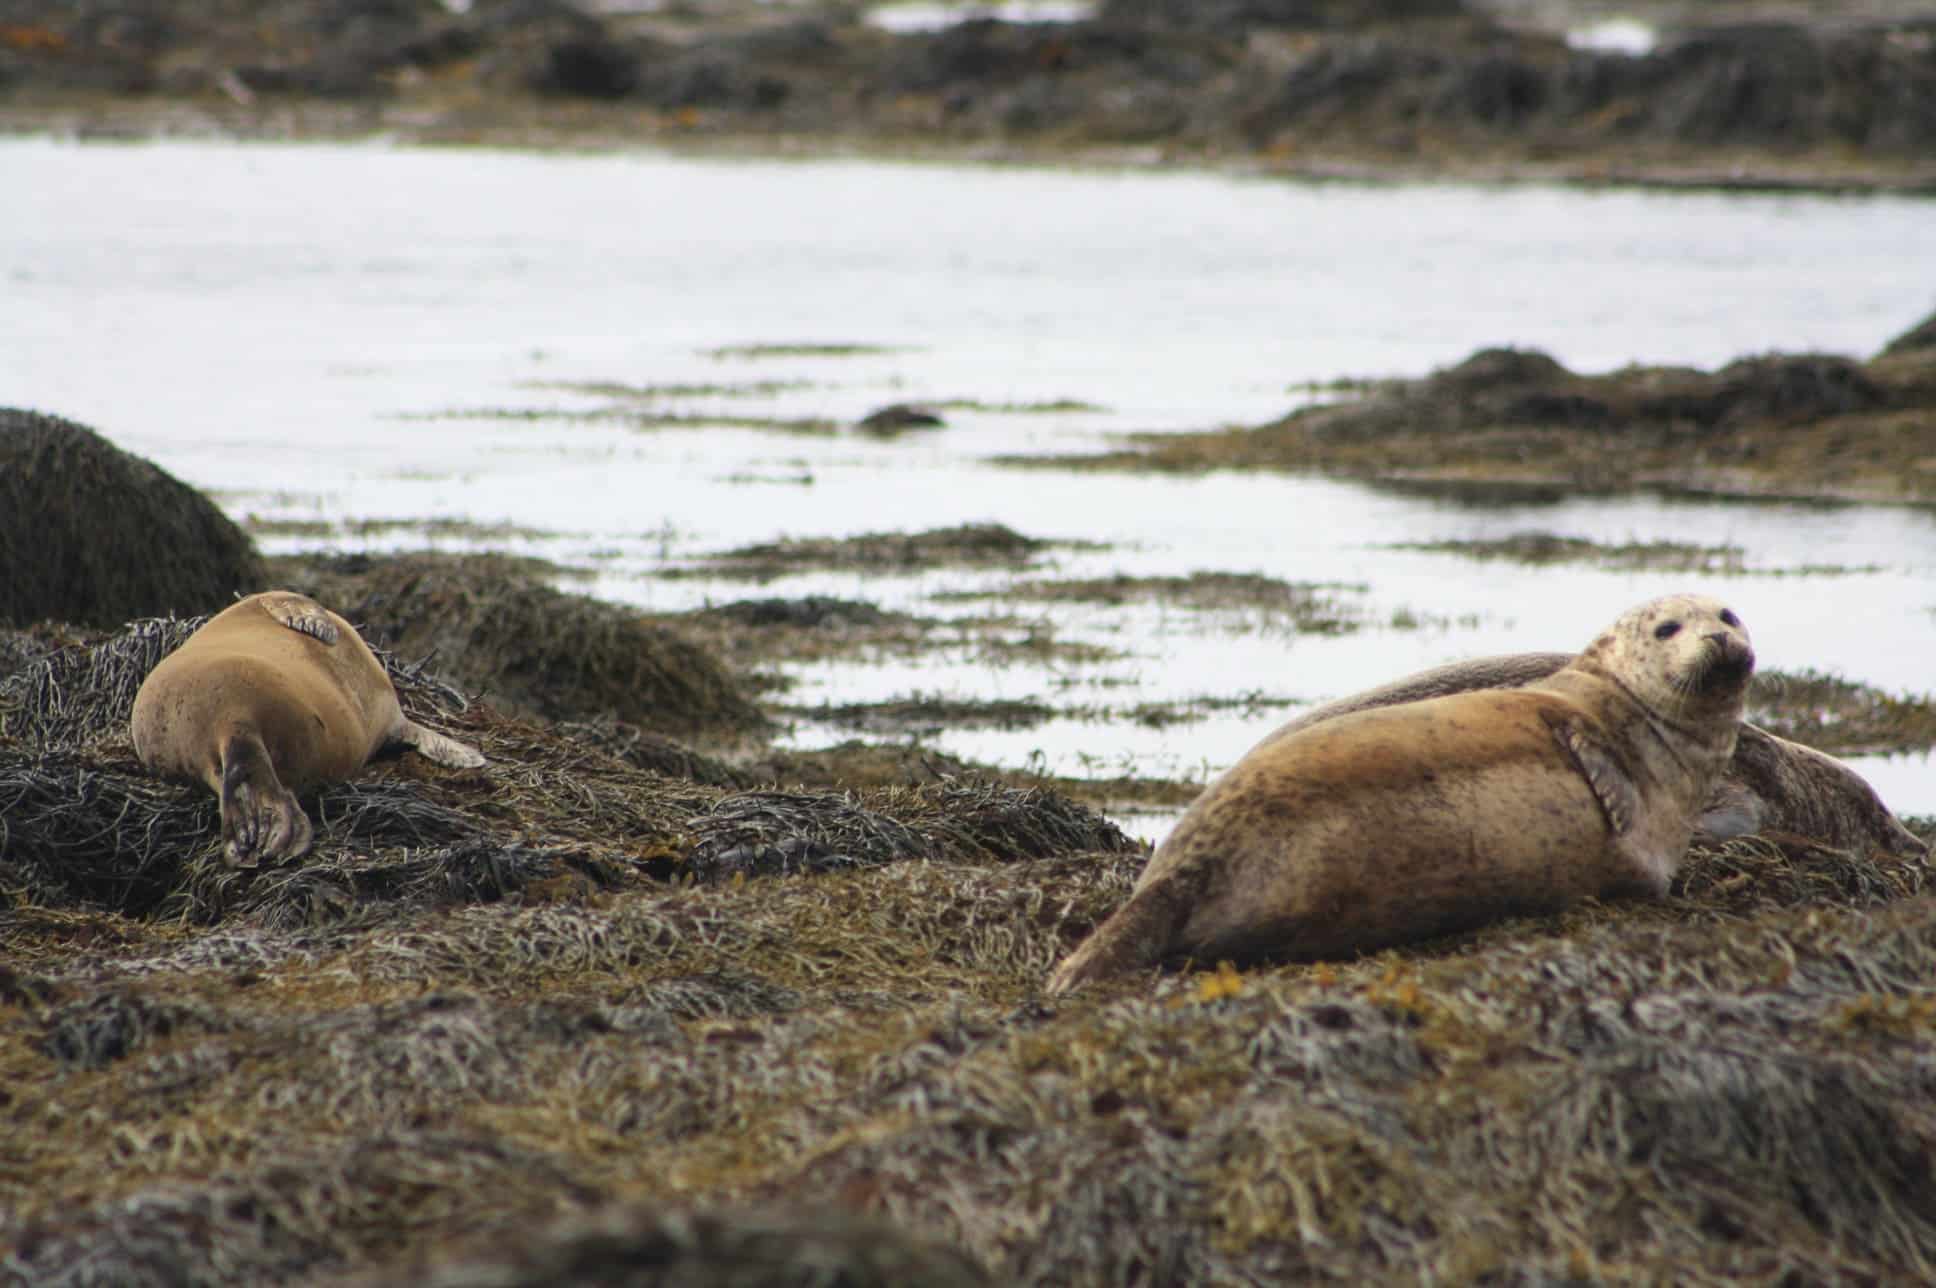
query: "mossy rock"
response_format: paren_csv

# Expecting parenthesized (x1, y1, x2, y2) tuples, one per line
(0, 408, 265, 628)
(272, 551, 770, 743)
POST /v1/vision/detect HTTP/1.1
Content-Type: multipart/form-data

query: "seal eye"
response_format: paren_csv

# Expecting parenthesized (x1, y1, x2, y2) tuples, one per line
(1653, 621, 1681, 641)
(1719, 609, 1740, 628)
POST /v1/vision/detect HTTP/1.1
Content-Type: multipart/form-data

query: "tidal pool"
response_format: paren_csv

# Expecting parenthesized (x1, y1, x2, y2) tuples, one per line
(5, 136, 1932, 826)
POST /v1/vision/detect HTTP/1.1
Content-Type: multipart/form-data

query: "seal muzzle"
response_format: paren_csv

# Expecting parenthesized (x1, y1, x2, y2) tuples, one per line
(1695, 632, 1755, 696)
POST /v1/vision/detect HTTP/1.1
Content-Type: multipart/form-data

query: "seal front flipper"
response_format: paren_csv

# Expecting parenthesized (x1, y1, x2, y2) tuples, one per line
(218, 731, 314, 866)
(1542, 710, 1681, 895)
(393, 718, 487, 770)
(261, 593, 342, 645)
(1542, 710, 1638, 836)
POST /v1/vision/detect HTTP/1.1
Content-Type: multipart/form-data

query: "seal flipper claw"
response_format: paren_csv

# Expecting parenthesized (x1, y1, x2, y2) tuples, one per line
(218, 732, 314, 866)
(395, 719, 487, 770)
(1543, 712, 1638, 836)
(261, 595, 341, 645)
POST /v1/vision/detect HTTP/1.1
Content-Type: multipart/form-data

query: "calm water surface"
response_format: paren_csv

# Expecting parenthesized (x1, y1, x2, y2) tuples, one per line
(5, 137, 1932, 823)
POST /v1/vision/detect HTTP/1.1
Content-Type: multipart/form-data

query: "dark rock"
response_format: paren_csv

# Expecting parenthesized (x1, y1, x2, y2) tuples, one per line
(537, 34, 640, 99)
(1435, 347, 1573, 391)
(858, 403, 946, 433)
(1648, 24, 1835, 145)
(0, 408, 265, 629)
(876, 19, 1217, 97)
(1701, 354, 1888, 428)
(634, 52, 789, 113)
(1100, 0, 1464, 33)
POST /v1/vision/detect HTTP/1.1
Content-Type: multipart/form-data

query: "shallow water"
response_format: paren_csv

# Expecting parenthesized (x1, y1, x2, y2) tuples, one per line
(5, 136, 1933, 826)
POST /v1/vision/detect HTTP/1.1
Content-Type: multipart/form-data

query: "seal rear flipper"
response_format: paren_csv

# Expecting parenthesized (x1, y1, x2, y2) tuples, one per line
(1692, 780, 1767, 845)
(219, 732, 314, 867)
(394, 718, 487, 770)
(1541, 710, 1640, 837)
(1045, 875, 1193, 996)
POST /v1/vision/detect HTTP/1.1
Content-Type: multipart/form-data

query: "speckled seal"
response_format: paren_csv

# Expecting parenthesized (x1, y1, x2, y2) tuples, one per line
(1046, 593, 1756, 993)
(1261, 651, 1925, 861)
(132, 591, 485, 865)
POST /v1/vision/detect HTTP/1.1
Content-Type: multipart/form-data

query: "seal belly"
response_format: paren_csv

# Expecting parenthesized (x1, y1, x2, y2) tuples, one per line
(1172, 746, 1610, 963)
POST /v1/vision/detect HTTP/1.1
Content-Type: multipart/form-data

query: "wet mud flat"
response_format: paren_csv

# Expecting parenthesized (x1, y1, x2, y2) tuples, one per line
(6, 0, 1936, 191)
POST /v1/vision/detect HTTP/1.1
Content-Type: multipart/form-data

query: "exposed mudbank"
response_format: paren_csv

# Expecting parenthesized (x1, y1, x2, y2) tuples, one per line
(5, 1, 1936, 189)
(1036, 319, 1936, 504)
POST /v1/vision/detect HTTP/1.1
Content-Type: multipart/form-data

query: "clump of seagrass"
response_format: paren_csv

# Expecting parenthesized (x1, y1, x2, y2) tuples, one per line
(1676, 833, 1928, 909)
(2, 1129, 601, 1288)
(11, 840, 1936, 1283)
(36, 987, 233, 1071)
(274, 551, 769, 741)
(0, 742, 602, 925)
(353, 1203, 992, 1288)
(0, 613, 197, 747)
(678, 523, 1068, 581)
(680, 781, 1138, 882)
(552, 716, 752, 788)
(0, 408, 265, 627)
(879, 780, 1139, 862)
(0, 623, 73, 680)
(684, 790, 936, 881)
(0, 747, 217, 917)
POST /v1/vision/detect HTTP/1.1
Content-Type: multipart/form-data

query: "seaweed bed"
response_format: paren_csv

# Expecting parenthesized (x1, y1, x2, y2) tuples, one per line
(4, 598, 1935, 1284)
(1047, 332, 1936, 505)
(7, 0, 1936, 192)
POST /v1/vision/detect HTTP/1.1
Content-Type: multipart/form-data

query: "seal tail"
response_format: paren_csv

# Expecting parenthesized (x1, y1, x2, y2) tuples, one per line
(1045, 874, 1195, 996)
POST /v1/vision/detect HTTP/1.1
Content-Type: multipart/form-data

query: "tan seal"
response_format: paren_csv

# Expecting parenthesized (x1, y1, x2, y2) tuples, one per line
(132, 590, 486, 865)
(1266, 652, 1926, 861)
(1046, 593, 1756, 993)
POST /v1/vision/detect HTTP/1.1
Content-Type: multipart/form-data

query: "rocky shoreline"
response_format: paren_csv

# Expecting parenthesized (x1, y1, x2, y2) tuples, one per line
(1034, 307, 1936, 505)
(6, 368, 1936, 1280)
(5, 0, 1936, 190)
(8, 14, 1936, 1279)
